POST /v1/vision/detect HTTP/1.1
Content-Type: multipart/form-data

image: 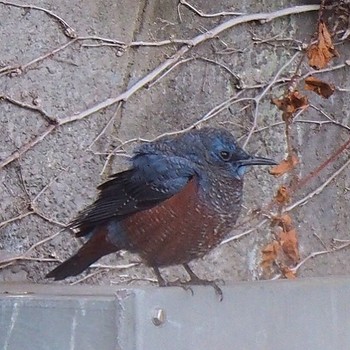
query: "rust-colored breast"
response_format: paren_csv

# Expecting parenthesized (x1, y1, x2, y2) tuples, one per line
(121, 179, 231, 267)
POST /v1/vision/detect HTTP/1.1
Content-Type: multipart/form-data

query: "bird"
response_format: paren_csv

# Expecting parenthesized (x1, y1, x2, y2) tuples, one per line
(46, 127, 276, 298)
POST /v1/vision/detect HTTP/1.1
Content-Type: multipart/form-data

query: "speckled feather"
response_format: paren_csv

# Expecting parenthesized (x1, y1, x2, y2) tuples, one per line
(46, 127, 275, 280)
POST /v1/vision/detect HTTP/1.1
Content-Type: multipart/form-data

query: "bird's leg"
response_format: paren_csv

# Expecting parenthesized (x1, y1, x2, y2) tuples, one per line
(182, 263, 224, 301)
(153, 266, 167, 286)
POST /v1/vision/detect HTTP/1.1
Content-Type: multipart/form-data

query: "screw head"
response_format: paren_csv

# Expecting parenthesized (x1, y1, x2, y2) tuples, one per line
(152, 308, 166, 326)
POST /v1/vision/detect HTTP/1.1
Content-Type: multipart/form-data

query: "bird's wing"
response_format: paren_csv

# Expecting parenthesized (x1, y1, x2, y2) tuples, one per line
(70, 153, 196, 234)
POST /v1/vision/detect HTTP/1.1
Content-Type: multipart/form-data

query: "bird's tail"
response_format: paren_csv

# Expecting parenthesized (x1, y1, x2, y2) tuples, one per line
(46, 227, 119, 281)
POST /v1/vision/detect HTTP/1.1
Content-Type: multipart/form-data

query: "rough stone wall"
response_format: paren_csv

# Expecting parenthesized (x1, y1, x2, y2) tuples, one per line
(1, 1, 349, 286)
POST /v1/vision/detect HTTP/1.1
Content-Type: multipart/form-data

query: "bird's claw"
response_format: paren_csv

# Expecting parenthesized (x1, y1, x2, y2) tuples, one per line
(158, 277, 223, 301)
(154, 266, 224, 300)
(186, 277, 224, 301)
(158, 278, 194, 296)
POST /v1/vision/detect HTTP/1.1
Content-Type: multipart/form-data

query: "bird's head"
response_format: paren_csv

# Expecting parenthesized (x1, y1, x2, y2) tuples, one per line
(134, 127, 277, 181)
(193, 127, 277, 180)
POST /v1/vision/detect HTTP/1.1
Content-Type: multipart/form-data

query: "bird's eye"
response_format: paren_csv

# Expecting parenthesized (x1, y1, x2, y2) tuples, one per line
(219, 150, 231, 161)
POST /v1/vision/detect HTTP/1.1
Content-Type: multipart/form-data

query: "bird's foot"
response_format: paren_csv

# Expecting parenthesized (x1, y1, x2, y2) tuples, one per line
(157, 278, 195, 296)
(156, 276, 223, 300)
(184, 276, 224, 301)
(153, 266, 196, 296)
(152, 265, 224, 301)
(183, 263, 224, 301)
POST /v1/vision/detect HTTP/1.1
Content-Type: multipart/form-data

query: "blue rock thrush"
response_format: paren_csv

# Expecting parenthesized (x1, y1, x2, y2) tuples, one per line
(46, 127, 276, 297)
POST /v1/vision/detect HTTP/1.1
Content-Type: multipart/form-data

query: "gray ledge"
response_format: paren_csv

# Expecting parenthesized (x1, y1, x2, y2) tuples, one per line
(1, 277, 350, 350)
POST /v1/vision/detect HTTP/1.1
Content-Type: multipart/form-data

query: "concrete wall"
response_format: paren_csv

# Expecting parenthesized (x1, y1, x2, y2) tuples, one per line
(1, 2, 350, 346)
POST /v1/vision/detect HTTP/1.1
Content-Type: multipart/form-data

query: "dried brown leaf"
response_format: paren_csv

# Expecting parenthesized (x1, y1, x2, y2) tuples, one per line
(273, 214, 293, 228)
(272, 91, 309, 122)
(261, 214, 300, 278)
(307, 21, 339, 69)
(261, 241, 280, 271)
(278, 229, 300, 264)
(269, 154, 299, 177)
(275, 214, 294, 233)
(304, 76, 335, 98)
(275, 185, 290, 204)
(281, 266, 296, 279)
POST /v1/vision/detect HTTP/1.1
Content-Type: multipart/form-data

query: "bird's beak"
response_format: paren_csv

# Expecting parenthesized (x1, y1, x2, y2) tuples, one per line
(237, 155, 277, 167)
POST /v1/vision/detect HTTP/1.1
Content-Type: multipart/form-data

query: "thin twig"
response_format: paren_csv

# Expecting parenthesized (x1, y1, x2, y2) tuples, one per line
(69, 262, 140, 285)
(69, 269, 109, 285)
(309, 104, 350, 131)
(0, 95, 58, 124)
(221, 218, 269, 245)
(0, 211, 33, 229)
(87, 102, 123, 150)
(0, 257, 61, 270)
(0, 1, 77, 38)
(147, 57, 195, 89)
(111, 276, 158, 284)
(300, 63, 347, 80)
(242, 51, 301, 148)
(270, 241, 350, 281)
(292, 241, 350, 274)
(179, 0, 246, 17)
(32, 168, 69, 203)
(285, 156, 350, 212)
(0, 124, 56, 169)
(313, 232, 328, 250)
(0, 230, 64, 267)
(78, 35, 126, 49)
(130, 39, 192, 47)
(0, 38, 78, 77)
